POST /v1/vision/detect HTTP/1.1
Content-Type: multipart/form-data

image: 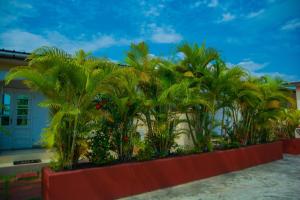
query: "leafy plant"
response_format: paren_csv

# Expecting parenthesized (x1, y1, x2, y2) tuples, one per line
(174, 146, 201, 155)
(271, 109, 300, 139)
(87, 130, 113, 165)
(126, 42, 183, 157)
(5, 48, 116, 169)
(135, 141, 156, 161)
(98, 68, 143, 161)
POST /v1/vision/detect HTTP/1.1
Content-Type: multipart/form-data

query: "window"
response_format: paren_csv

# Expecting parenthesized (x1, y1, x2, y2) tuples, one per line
(1, 93, 11, 126)
(16, 95, 29, 126)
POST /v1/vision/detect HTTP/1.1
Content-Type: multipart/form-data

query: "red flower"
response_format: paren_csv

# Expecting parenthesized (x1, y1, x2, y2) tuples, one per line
(95, 103, 102, 110)
(123, 136, 129, 142)
(95, 100, 109, 110)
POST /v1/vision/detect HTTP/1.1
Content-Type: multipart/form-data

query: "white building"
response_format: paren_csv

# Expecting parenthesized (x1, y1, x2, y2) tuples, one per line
(0, 49, 49, 150)
(290, 81, 300, 110)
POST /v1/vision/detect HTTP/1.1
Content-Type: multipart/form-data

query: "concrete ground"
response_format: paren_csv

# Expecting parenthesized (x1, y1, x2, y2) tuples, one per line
(0, 148, 53, 167)
(0, 148, 53, 176)
(123, 155, 300, 200)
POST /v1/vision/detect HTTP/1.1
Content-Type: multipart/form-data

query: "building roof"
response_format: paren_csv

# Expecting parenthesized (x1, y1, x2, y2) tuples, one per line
(0, 49, 29, 60)
(0, 49, 130, 67)
(289, 81, 300, 87)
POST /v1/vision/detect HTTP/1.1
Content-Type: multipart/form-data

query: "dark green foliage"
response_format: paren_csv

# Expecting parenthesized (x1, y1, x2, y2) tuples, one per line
(174, 146, 201, 155)
(135, 142, 156, 161)
(148, 133, 175, 157)
(271, 109, 300, 139)
(87, 131, 113, 165)
(96, 92, 141, 161)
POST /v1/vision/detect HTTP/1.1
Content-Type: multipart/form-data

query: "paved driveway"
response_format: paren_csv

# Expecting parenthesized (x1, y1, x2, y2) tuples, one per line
(124, 155, 300, 200)
(0, 148, 53, 175)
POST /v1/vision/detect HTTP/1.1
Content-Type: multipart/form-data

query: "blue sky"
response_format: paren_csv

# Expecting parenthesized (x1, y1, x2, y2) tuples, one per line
(0, 0, 299, 81)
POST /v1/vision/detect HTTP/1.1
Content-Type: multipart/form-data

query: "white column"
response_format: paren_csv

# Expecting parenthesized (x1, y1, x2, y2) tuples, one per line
(296, 86, 300, 110)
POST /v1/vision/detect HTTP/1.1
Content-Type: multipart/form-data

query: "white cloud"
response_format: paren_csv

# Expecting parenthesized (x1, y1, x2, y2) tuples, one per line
(232, 59, 268, 71)
(217, 13, 236, 23)
(151, 29, 182, 44)
(144, 6, 160, 17)
(281, 19, 300, 31)
(142, 3, 164, 17)
(227, 59, 296, 81)
(0, 1, 37, 26)
(176, 52, 186, 60)
(191, 0, 218, 8)
(0, 30, 50, 51)
(148, 53, 158, 59)
(246, 9, 265, 18)
(208, 0, 218, 7)
(255, 72, 296, 81)
(108, 58, 119, 63)
(191, 1, 203, 8)
(0, 29, 131, 53)
(147, 24, 182, 44)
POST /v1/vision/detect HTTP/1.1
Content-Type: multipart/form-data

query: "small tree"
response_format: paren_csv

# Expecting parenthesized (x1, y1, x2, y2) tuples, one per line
(5, 47, 116, 169)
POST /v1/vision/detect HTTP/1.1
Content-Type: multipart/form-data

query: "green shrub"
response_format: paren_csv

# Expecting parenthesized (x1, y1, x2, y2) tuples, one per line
(87, 131, 114, 165)
(135, 141, 156, 161)
(147, 128, 178, 158)
(272, 109, 300, 139)
(175, 146, 201, 155)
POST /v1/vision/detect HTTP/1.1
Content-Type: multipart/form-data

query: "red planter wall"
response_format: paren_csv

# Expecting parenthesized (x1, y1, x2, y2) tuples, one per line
(42, 141, 283, 200)
(282, 139, 300, 154)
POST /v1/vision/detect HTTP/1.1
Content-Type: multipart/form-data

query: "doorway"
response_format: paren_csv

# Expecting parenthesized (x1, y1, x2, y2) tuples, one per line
(0, 89, 33, 149)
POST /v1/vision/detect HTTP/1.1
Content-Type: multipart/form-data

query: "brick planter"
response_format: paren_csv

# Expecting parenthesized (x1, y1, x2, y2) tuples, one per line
(42, 141, 283, 200)
(282, 139, 300, 154)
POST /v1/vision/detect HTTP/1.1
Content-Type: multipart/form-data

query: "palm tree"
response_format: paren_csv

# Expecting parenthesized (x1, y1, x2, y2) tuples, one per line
(176, 43, 220, 151)
(125, 42, 183, 156)
(225, 75, 262, 145)
(271, 109, 300, 139)
(5, 47, 116, 169)
(100, 67, 144, 161)
(226, 75, 295, 145)
(247, 76, 294, 143)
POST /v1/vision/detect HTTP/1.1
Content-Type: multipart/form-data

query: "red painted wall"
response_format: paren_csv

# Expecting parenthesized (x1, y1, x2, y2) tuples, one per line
(42, 141, 283, 200)
(282, 139, 300, 154)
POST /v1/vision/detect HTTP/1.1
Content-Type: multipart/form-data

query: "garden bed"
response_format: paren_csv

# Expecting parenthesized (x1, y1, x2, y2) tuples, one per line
(42, 141, 283, 200)
(282, 139, 300, 154)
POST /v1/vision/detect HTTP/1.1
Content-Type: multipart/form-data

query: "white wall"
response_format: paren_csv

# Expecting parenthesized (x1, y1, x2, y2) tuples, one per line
(296, 86, 300, 110)
(134, 115, 194, 148)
